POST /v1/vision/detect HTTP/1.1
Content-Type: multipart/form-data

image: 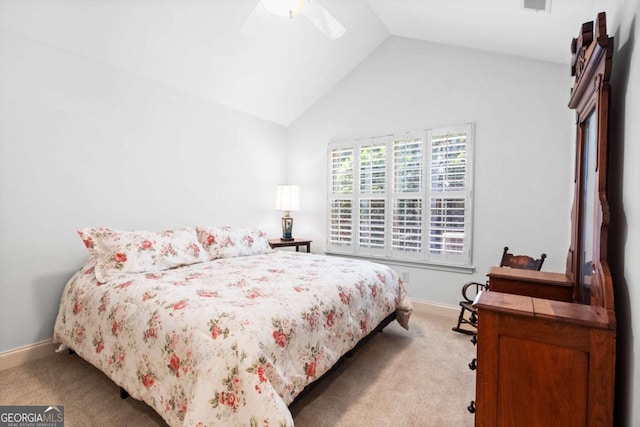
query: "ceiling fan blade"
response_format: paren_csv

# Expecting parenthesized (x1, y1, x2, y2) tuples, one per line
(301, 0, 346, 40)
(239, 2, 269, 38)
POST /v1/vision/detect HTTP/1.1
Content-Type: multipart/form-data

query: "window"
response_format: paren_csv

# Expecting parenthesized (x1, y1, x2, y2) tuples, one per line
(327, 124, 474, 267)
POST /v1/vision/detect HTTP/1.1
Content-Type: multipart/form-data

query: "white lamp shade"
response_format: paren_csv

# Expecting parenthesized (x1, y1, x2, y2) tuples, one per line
(275, 185, 300, 212)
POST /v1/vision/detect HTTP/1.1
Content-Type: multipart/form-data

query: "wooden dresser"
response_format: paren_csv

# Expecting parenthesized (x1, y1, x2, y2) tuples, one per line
(474, 291, 615, 426)
(471, 12, 616, 426)
(487, 267, 573, 302)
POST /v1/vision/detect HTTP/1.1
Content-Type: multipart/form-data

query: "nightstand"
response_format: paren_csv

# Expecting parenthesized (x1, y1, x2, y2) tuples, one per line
(268, 238, 312, 253)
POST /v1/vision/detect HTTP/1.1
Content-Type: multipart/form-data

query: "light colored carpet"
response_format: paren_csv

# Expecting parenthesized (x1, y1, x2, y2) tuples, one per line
(0, 311, 475, 426)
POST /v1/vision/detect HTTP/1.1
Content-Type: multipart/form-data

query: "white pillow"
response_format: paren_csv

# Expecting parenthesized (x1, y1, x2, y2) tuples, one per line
(196, 226, 272, 260)
(78, 227, 208, 282)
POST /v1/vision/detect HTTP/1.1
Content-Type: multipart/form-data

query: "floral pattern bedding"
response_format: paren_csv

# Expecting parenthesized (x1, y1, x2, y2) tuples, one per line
(53, 251, 412, 427)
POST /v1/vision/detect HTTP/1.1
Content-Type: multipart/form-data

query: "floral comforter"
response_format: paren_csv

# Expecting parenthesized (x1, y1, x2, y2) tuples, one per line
(53, 251, 412, 426)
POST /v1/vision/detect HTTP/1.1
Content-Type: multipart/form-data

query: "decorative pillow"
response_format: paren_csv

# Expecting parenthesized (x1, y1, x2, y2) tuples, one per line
(78, 227, 208, 282)
(196, 226, 272, 260)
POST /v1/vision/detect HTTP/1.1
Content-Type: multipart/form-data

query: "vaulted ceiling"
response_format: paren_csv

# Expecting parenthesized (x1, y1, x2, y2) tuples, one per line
(0, 0, 606, 126)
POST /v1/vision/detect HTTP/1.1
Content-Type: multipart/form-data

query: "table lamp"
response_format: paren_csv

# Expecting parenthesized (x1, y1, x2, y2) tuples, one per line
(275, 185, 300, 241)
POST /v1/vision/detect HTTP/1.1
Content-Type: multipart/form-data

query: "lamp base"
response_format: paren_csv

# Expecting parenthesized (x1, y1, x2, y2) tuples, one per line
(281, 216, 294, 242)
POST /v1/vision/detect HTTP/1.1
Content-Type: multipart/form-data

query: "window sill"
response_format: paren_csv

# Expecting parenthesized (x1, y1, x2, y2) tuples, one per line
(324, 251, 476, 274)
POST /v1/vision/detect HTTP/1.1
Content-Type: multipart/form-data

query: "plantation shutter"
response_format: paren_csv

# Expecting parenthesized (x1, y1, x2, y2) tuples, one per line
(391, 133, 425, 259)
(328, 145, 355, 251)
(327, 123, 473, 268)
(358, 139, 386, 255)
(427, 124, 473, 265)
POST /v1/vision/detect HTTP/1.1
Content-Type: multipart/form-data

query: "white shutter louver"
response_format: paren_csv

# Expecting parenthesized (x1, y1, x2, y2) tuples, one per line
(359, 143, 386, 194)
(430, 132, 467, 193)
(429, 197, 466, 254)
(392, 198, 423, 252)
(329, 199, 353, 245)
(331, 147, 354, 194)
(359, 198, 386, 250)
(393, 137, 423, 193)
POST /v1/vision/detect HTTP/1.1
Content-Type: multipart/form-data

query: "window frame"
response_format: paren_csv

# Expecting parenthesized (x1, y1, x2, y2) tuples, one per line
(326, 123, 475, 271)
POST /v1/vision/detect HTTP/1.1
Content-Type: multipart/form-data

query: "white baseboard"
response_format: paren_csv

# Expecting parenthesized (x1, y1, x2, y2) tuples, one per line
(0, 339, 57, 371)
(410, 299, 459, 319)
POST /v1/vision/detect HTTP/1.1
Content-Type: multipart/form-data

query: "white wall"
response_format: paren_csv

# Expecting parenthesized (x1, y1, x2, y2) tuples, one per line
(287, 36, 573, 306)
(607, 1, 640, 425)
(0, 29, 287, 353)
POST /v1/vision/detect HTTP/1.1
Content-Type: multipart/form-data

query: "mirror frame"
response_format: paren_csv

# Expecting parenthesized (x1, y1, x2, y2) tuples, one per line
(567, 12, 614, 311)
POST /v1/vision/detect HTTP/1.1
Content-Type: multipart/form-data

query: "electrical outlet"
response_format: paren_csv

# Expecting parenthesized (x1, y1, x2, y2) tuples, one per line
(401, 271, 410, 283)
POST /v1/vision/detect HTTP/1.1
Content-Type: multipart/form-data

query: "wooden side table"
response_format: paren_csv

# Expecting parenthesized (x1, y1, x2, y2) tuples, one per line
(268, 238, 312, 253)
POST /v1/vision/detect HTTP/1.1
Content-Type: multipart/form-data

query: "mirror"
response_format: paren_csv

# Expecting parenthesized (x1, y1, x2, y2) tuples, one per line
(579, 111, 597, 304)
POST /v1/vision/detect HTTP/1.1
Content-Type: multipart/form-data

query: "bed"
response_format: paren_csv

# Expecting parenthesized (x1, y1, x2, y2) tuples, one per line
(53, 226, 412, 426)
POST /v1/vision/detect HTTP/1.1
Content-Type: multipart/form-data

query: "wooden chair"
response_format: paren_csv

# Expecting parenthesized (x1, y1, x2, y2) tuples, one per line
(452, 247, 546, 335)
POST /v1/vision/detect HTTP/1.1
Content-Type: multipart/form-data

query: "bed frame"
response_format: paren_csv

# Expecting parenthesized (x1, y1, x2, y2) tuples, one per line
(290, 311, 397, 407)
(78, 312, 399, 405)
